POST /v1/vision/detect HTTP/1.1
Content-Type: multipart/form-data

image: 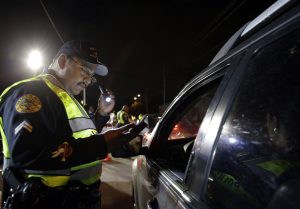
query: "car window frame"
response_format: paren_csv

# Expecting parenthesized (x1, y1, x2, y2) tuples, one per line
(142, 55, 243, 209)
(181, 53, 246, 206)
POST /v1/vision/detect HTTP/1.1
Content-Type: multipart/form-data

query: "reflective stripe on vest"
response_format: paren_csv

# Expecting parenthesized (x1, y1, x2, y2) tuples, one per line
(43, 78, 97, 138)
(0, 75, 102, 187)
(117, 110, 126, 124)
(0, 116, 9, 158)
(256, 160, 300, 177)
(24, 162, 102, 187)
(0, 77, 41, 103)
(0, 76, 41, 159)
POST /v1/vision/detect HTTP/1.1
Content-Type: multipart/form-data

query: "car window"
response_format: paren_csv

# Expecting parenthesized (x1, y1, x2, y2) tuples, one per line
(156, 78, 222, 178)
(168, 91, 212, 140)
(205, 29, 300, 209)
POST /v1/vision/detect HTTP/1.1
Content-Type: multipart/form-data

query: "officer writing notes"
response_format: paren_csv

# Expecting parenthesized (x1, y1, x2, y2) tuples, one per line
(0, 40, 140, 209)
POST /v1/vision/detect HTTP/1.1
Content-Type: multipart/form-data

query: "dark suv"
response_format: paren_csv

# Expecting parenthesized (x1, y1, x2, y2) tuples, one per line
(132, 1, 300, 209)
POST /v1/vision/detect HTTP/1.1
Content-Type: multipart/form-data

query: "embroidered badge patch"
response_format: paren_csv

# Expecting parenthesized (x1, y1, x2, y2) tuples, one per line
(51, 142, 73, 162)
(15, 94, 42, 113)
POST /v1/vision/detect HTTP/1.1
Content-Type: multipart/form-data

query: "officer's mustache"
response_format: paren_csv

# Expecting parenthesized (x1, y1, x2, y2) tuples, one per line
(78, 81, 88, 88)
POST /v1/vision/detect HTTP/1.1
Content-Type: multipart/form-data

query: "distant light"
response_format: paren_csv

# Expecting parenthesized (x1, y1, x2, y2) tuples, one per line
(173, 124, 179, 130)
(27, 50, 43, 71)
(134, 97, 137, 100)
(80, 100, 84, 105)
(137, 94, 141, 97)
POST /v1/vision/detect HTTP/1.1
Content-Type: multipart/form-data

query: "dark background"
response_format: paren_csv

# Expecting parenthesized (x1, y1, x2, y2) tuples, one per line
(0, 0, 275, 113)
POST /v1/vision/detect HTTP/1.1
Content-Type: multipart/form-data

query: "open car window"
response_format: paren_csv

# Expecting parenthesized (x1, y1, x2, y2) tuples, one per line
(155, 77, 223, 180)
(168, 91, 212, 140)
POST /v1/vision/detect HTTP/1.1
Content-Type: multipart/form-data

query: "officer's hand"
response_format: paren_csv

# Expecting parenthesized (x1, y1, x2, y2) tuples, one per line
(128, 136, 142, 154)
(97, 90, 115, 116)
(110, 136, 142, 158)
(102, 123, 134, 152)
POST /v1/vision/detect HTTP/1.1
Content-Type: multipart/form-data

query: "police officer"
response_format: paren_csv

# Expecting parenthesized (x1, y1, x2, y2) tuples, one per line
(0, 40, 138, 209)
(116, 105, 130, 127)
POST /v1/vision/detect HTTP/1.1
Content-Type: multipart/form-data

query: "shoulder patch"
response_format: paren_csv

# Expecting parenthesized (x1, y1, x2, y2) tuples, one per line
(15, 94, 42, 113)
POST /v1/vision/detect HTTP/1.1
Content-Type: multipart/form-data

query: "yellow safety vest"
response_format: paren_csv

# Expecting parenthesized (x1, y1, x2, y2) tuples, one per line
(117, 110, 127, 124)
(0, 74, 102, 187)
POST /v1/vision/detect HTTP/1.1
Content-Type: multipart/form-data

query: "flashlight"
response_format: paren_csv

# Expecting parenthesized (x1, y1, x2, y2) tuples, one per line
(99, 85, 112, 103)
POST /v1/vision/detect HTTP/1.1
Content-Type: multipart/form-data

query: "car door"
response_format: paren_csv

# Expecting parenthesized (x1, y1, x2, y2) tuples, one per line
(181, 4, 300, 208)
(202, 13, 300, 209)
(132, 54, 244, 209)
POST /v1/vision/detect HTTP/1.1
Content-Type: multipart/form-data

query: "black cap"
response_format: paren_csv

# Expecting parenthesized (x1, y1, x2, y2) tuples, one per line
(56, 40, 108, 76)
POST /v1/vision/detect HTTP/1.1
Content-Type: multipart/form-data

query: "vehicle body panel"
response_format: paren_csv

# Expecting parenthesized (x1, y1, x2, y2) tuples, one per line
(133, 1, 300, 209)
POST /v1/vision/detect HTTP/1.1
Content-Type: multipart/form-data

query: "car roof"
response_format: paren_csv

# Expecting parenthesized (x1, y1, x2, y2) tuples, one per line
(162, 0, 299, 118)
(210, 0, 298, 65)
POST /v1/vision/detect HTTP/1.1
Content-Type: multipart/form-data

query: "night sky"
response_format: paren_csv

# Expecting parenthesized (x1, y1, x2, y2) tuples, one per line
(0, 0, 275, 113)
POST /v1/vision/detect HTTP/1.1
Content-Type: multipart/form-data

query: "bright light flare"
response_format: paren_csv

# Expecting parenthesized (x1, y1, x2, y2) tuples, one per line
(105, 97, 112, 103)
(27, 50, 43, 71)
(228, 137, 238, 144)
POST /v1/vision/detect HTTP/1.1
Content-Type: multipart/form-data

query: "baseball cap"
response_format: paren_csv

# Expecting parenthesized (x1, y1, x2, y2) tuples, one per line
(56, 40, 108, 76)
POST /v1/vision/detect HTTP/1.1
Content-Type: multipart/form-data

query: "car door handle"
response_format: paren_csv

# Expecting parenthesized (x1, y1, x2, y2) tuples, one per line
(146, 198, 158, 209)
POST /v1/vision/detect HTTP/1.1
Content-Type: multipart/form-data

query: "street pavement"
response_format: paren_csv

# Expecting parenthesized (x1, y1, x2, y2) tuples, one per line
(0, 156, 135, 209)
(101, 156, 135, 209)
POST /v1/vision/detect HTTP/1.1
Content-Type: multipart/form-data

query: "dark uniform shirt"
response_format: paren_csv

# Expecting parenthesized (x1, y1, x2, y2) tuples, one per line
(0, 79, 107, 171)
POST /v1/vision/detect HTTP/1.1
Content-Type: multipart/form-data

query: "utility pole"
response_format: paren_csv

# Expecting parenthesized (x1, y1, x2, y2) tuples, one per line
(163, 66, 166, 106)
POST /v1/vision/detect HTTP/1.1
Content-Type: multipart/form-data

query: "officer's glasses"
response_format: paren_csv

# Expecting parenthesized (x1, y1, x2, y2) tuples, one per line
(70, 57, 97, 84)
